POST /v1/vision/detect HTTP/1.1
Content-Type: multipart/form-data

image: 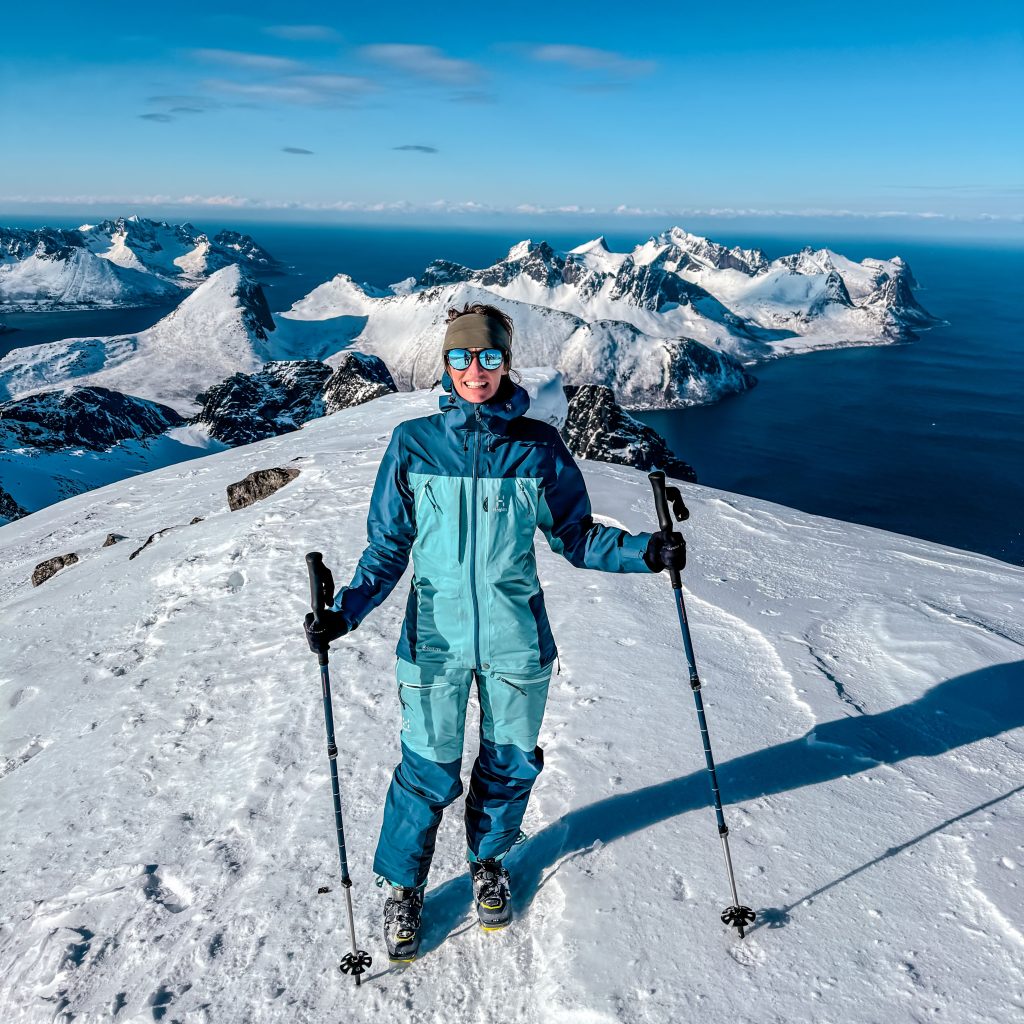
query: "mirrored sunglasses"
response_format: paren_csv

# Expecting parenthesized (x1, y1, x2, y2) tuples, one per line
(446, 348, 505, 371)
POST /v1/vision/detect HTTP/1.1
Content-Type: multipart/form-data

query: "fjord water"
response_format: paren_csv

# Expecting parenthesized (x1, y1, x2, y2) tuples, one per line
(2, 220, 1021, 564)
(636, 237, 1024, 566)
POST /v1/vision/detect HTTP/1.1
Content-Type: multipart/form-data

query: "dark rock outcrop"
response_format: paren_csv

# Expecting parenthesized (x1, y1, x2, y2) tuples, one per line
(129, 527, 177, 560)
(0, 484, 28, 523)
(103, 533, 127, 547)
(322, 353, 397, 413)
(562, 385, 697, 483)
(32, 552, 79, 586)
(190, 355, 395, 445)
(227, 467, 300, 511)
(192, 361, 332, 445)
(0, 387, 185, 451)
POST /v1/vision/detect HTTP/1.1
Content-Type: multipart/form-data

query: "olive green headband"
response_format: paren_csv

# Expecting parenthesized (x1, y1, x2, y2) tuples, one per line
(442, 313, 512, 357)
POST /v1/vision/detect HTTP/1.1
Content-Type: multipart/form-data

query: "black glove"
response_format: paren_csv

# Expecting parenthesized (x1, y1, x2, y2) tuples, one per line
(303, 609, 350, 653)
(644, 530, 686, 573)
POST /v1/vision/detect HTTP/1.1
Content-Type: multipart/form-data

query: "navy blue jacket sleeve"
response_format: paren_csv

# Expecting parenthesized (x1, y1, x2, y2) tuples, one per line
(333, 427, 415, 628)
(537, 433, 653, 573)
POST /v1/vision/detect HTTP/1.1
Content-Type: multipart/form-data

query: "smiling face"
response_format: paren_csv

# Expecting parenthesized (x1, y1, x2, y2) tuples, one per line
(448, 349, 508, 404)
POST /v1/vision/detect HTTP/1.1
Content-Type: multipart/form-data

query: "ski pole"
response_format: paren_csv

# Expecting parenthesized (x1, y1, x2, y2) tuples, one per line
(305, 551, 372, 985)
(647, 473, 756, 939)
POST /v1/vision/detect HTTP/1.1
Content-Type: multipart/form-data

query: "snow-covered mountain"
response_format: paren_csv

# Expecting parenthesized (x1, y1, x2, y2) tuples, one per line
(278, 275, 756, 410)
(0, 265, 277, 414)
(0, 386, 220, 517)
(277, 227, 936, 408)
(0, 388, 1020, 1024)
(0, 217, 279, 311)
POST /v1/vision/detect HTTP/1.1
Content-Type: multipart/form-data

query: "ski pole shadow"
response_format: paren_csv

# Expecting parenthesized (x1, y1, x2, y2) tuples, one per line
(747, 780, 1024, 934)
(499, 660, 1024, 923)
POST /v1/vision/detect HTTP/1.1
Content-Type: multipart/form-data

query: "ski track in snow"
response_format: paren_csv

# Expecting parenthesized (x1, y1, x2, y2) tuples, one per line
(1, 390, 1023, 1023)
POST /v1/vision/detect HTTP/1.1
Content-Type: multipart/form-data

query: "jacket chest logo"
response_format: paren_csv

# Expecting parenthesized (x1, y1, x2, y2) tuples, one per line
(482, 495, 508, 513)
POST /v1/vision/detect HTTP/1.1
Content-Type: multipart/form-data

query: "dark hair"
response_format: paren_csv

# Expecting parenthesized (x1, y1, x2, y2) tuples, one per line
(443, 302, 520, 383)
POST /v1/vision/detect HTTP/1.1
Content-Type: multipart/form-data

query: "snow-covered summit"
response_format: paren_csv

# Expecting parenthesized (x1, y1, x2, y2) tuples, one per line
(0, 265, 276, 414)
(0, 388, 1020, 1023)
(0, 218, 279, 311)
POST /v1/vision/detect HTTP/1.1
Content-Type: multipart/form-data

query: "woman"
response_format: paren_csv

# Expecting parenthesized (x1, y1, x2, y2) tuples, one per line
(305, 303, 684, 962)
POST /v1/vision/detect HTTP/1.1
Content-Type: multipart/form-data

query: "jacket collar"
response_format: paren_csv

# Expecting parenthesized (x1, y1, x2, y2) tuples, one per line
(438, 374, 531, 435)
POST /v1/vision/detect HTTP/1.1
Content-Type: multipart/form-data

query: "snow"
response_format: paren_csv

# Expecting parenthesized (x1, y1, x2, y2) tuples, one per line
(1, 387, 1021, 1023)
(0, 266, 273, 415)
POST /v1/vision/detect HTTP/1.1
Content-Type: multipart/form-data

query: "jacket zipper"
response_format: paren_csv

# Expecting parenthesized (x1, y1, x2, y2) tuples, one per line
(470, 406, 483, 669)
(424, 480, 441, 513)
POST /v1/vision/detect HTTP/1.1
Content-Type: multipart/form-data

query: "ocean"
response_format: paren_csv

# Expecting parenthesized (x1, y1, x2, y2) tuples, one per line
(2, 220, 1021, 565)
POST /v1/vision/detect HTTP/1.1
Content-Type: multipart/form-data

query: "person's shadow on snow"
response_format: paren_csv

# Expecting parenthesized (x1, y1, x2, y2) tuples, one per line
(420, 660, 1024, 952)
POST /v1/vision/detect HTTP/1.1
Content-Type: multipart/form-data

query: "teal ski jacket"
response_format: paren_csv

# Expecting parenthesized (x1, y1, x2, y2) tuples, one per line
(335, 378, 655, 675)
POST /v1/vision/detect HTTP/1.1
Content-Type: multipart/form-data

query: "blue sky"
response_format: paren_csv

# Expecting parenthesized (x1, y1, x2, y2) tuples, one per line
(1, 1, 1021, 228)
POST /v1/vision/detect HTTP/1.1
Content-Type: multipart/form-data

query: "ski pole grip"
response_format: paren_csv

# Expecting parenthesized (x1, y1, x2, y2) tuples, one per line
(306, 551, 326, 624)
(648, 471, 674, 534)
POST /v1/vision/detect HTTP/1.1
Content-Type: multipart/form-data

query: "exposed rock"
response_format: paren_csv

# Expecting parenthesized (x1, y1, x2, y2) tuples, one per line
(32, 552, 79, 586)
(416, 259, 474, 288)
(102, 533, 127, 547)
(322, 353, 397, 413)
(189, 516, 204, 525)
(129, 527, 176, 560)
(227, 467, 300, 511)
(0, 483, 28, 523)
(562, 385, 697, 483)
(191, 360, 332, 445)
(0, 387, 185, 451)
(189, 355, 395, 445)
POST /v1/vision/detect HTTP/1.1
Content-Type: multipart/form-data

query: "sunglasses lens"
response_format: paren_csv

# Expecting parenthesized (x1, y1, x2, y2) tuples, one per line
(479, 349, 504, 370)
(447, 349, 472, 370)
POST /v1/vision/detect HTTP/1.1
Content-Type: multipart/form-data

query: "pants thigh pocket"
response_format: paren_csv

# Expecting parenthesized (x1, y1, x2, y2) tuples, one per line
(480, 666, 553, 752)
(396, 659, 470, 763)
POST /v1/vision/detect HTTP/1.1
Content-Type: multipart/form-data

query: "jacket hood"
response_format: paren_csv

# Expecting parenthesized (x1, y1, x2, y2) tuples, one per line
(438, 374, 531, 435)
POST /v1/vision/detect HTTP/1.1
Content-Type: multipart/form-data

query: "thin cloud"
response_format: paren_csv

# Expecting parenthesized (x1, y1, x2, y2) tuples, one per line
(394, 145, 438, 154)
(170, 107, 205, 114)
(148, 94, 220, 110)
(189, 48, 303, 73)
(531, 44, 655, 77)
(5, 192, 1021, 223)
(139, 113, 174, 123)
(291, 73, 376, 95)
(282, 147, 314, 155)
(203, 79, 324, 104)
(360, 44, 482, 84)
(265, 24, 339, 41)
(449, 90, 496, 104)
(202, 75, 374, 106)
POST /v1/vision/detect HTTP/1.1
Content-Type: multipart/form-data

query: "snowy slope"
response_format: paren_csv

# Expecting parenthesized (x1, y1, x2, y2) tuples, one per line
(277, 276, 754, 409)
(0, 266, 277, 414)
(1, 389, 1021, 1024)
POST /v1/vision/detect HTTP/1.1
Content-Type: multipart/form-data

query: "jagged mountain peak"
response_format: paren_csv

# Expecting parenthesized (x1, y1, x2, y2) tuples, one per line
(569, 236, 611, 255)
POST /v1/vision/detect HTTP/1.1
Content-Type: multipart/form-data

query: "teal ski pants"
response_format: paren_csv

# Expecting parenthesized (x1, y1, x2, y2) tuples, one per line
(373, 658, 553, 889)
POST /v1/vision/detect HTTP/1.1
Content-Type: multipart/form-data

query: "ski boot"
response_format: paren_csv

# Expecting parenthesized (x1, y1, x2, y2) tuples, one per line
(383, 884, 424, 963)
(470, 859, 512, 931)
